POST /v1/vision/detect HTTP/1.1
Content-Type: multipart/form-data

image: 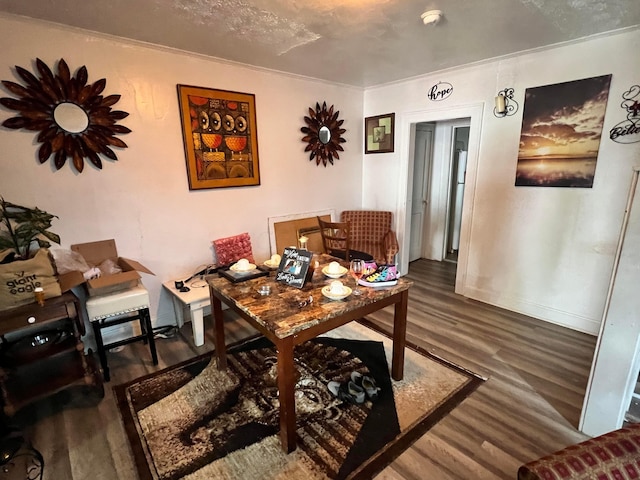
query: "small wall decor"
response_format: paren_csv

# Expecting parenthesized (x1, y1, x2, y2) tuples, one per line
(493, 88, 519, 118)
(427, 81, 453, 101)
(365, 113, 395, 154)
(301, 101, 346, 167)
(177, 85, 260, 190)
(515, 75, 612, 188)
(609, 85, 640, 144)
(0, 58, 130, 172)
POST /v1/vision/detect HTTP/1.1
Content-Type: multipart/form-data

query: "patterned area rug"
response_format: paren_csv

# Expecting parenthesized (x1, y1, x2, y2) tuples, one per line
(114, 322, 484, 480)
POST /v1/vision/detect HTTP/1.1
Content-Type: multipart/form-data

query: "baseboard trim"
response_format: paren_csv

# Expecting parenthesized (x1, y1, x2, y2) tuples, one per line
(463, 286, 600, 335)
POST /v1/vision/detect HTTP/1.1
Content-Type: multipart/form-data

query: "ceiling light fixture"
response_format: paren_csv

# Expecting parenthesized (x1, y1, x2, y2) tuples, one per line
(421, 10, 443, 26)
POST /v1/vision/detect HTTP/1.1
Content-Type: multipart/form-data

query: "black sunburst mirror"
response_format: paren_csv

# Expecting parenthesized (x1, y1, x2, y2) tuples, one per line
(0, 58, 131, 173)
(301, 101, 346, 167)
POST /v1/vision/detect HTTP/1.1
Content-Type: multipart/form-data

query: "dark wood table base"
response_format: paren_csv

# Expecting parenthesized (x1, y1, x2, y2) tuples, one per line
(208, 254, 412, 453)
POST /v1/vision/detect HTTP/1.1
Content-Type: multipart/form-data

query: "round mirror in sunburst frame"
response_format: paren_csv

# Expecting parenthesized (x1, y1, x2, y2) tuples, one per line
(301, 101, 346, 167)
(0, 58, 131, 173)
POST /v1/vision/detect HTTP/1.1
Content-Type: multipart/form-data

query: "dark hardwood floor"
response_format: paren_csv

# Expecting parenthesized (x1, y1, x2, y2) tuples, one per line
(9, 259, 597, 479)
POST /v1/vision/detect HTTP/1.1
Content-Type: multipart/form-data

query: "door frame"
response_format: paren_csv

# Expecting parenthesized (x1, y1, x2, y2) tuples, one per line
(396, 103, 484, 294)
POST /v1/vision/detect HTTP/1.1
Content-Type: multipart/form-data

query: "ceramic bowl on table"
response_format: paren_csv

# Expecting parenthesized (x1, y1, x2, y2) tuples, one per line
(322, 280, 352, 300)
(322, 261, 347, 279)
(263, 254, 281, 269)
(230, 258, 256, 273)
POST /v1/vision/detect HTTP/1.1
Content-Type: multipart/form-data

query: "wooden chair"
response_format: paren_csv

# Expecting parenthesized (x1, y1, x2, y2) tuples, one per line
(317, 216, 351, 261)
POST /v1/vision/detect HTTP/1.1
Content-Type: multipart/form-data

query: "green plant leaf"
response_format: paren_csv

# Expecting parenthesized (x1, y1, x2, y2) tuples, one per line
(0, 196, 60, 258)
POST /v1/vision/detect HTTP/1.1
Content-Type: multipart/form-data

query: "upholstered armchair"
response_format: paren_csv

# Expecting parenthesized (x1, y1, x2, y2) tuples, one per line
(339, 210, 399, 264)
(518, 423, 640, 480)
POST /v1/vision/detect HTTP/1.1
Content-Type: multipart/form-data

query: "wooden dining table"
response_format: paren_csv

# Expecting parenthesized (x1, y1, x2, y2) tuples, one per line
(207, 253, 413, 453)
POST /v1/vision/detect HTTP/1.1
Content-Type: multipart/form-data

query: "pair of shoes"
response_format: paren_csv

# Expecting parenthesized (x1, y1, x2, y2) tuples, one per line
(351, 371, 380, 400)
(363, 264, 397, 283)
(327, 380, 365, 404)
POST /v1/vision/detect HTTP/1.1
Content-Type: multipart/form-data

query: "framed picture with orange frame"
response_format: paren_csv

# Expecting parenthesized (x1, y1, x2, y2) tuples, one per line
(177, 85, 261, 190)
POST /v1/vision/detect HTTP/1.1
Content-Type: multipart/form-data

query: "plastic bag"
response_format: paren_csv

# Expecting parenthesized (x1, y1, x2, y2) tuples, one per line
(98, 258, 122, 275)
(51, 248, 91, 275)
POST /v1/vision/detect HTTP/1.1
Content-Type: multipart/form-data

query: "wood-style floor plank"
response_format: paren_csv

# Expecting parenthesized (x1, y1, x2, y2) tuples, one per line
(9, 258, 597, 479)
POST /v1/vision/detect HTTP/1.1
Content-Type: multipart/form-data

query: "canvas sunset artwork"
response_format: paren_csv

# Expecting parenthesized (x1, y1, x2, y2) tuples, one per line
(515, 75, 612, 187)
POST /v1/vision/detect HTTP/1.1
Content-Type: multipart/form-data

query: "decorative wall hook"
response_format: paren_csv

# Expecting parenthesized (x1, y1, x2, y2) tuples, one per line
(493, 88, 518, 118)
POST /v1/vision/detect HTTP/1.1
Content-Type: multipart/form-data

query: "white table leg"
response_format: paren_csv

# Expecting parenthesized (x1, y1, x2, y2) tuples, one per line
(191, 307, 205, 347)
(170, 296, 186, 328)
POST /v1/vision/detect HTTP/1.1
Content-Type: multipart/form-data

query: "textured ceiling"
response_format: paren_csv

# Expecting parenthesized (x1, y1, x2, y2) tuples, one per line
(0, 0, 639, 87)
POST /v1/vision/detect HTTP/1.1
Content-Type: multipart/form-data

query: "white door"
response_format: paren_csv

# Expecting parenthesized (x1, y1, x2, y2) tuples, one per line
(580, 168, 640, 436)
(409, 124, 434, 261)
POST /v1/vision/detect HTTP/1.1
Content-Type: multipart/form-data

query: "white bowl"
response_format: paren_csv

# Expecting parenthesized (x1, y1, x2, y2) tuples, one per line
(230, 262, 257, 273)
(322, 285, 352, 300)
(322, 265, 347, 279)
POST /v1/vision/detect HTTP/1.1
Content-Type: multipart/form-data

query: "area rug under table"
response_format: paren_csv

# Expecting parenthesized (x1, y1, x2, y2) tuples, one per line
(114, 322, 484, 480)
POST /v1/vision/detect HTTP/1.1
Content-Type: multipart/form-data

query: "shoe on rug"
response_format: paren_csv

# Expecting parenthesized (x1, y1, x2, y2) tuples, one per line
(327, 380, 366, 404)
(350, 371, 381, 400)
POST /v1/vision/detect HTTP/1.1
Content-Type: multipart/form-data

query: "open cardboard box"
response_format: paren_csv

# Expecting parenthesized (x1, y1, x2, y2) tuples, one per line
(58, 239, 154, 296)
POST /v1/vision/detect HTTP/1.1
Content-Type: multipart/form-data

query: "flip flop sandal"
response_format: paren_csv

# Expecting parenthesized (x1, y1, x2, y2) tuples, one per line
(350, 371, 381, 400)
(327, 380, 366, 404)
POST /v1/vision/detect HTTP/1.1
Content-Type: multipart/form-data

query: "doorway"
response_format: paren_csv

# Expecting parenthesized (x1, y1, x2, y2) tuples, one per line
(408, 119, 470, 264)
(396, 103, 484, 295)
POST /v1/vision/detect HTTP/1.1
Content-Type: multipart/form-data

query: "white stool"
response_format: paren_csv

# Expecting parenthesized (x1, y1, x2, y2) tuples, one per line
(85, 283, 158, 382)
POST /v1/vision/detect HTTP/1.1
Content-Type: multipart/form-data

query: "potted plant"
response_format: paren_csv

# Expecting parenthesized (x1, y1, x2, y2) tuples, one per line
(0, 197, 60, 260)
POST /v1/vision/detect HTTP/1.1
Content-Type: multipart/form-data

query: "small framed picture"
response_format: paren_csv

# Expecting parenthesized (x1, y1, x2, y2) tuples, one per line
(275, 248, 313, 289)
(365, 113, 395, 154)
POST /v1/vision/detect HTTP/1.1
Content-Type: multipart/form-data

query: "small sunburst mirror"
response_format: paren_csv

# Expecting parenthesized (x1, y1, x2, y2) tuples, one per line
(0, 58, 131, 173)
(301, 101, 346, 167)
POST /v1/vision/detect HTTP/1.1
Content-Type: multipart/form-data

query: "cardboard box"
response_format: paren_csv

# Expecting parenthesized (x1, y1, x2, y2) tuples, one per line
(58, 239, 154, 296)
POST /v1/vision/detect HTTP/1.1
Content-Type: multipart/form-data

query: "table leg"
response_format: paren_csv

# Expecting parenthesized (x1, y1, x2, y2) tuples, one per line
(211, 289, 227, 370)
(169, 296, 185, 329)
(277, 337, 297, 452)
(190, 307, 205, 347)
(391, 289, 409, 381)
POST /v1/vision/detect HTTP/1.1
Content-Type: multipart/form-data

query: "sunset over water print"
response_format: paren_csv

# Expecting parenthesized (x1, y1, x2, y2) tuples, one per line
(516, 75, 611, 187)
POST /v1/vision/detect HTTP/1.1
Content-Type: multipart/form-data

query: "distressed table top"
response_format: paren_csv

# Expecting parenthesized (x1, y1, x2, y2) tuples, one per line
(208, 253, 412, 339)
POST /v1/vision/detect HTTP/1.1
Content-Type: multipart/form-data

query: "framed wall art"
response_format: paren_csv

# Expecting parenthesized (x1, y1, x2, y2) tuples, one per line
(515, 75, 611, 188)
(365, 113, 395, 154)
(177, 85, 260, 190)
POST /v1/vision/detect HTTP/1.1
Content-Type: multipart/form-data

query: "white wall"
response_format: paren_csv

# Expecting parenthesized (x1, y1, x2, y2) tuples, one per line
(0, 14, 364, 326)
(364, 29, 640, 334)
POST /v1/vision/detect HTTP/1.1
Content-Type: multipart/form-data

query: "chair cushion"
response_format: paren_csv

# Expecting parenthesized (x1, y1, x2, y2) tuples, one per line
(85, 284, 150, 321)
(518, 423, 640, 480)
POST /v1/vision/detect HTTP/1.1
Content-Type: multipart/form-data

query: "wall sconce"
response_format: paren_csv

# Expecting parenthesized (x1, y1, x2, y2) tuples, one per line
(494, 88, 518, 118)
